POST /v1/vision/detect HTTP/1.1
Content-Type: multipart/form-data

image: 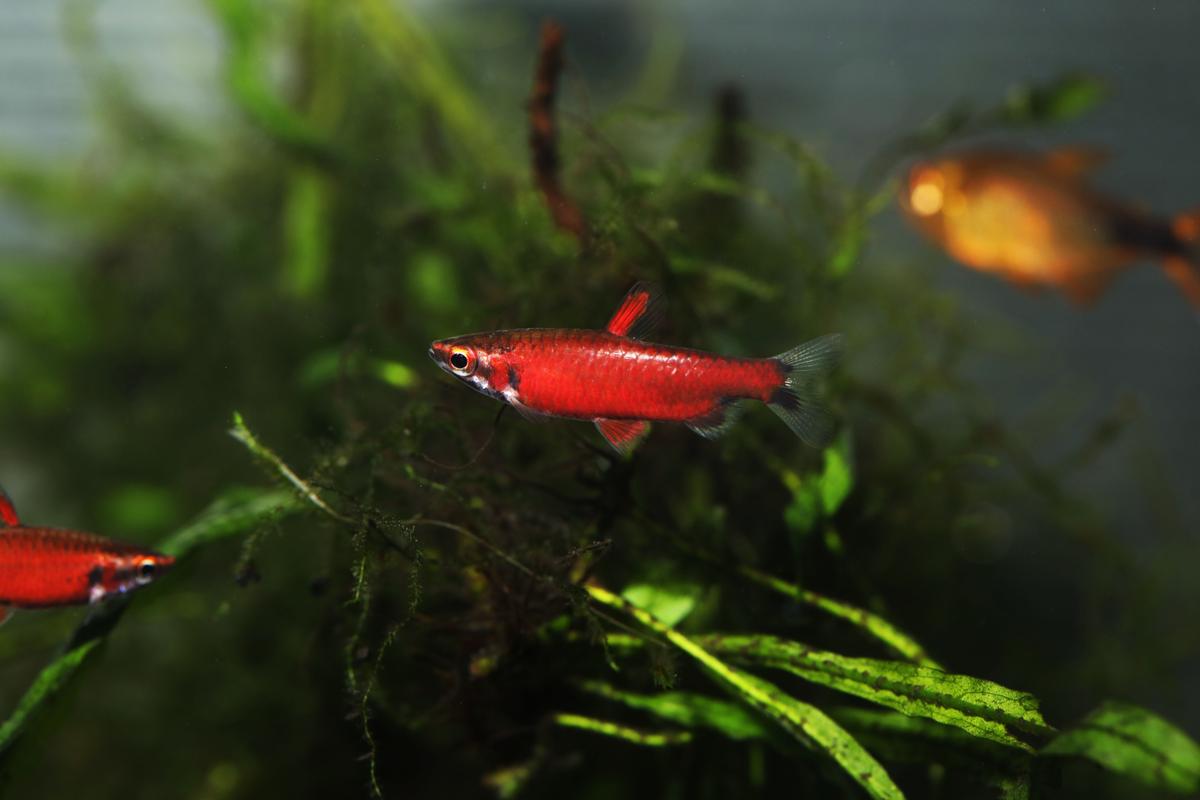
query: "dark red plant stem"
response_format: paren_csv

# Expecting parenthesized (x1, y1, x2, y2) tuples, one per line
(529, 20, 586, 241)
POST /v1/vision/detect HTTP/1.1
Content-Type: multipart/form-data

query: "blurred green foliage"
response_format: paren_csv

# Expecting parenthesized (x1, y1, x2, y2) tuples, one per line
(0, 2, 1194, 799)
(1043, 702, 1200, 794)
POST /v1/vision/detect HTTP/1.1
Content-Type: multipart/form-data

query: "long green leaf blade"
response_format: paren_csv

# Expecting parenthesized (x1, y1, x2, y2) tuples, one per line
(579, 681, 771, 741)
(551, 713, 693, 747)
(702, 635, 1052, 751)
(729, 668, 904, 799)
(159, 487, 303, 557)
(0, 639, 101, 753)
(586, 585, 904, 800)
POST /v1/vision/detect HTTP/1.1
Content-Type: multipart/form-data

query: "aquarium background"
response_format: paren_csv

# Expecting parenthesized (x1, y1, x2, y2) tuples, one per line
(0, 1, 1197, 799)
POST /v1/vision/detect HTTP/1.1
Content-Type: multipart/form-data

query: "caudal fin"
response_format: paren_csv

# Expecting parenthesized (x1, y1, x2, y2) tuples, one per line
(768, 333, 844, 447)
(1166, 210, 1200, 309)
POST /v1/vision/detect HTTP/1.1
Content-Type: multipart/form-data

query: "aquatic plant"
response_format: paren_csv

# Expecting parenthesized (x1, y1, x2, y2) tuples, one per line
(0, 2, 1194, 798)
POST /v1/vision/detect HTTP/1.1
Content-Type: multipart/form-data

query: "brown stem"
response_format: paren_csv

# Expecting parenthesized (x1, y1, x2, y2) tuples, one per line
(529, 20, 586, 241)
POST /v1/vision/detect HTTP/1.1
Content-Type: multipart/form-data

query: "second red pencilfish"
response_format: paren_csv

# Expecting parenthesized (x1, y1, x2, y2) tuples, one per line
(900, 147, 1200, 307)
(0, 488, 174, 623)
(429, 283, 843, 453)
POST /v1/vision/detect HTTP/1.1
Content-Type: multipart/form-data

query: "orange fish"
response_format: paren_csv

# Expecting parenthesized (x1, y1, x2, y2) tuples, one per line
(900, 148, 1200, 307)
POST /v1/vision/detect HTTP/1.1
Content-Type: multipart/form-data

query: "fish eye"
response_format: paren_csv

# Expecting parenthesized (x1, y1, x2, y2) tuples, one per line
(137, 560, 156, 582)
(448, 347, 476, 375)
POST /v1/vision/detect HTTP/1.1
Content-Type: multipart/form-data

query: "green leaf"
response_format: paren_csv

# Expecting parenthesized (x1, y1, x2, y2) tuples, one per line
(579, 681, 771, 741)
(621, 583, 698, 627)
(779, 435, 855, 533)
(586, 585, 904, 800)
(830, 706, 1025, 762)
(207, 0, 333, 163)
(829, 212, 864, 276)
(551, 713, 693, 747)
(819, 438, 854, 514)
(1043, 701, 1200, 793)
(229, 412, 352, 524)
(1004, 73, 1105, 124)
(700, 635, 1052, 751)
(668, 256, 779, 301)
(159, 487, 304, 558)
(0, 639, 102, 754)
(683, 171, 779, 214)
(353, 0, 500, 166)
(283, 169, 331, 298)
(373, 359, 417, 389)
(781, 468, 821, 533)
(297, 350, 418, 391)
(728, 668, 905, 800)
(482, 758, 543, 799)
(731, 567, 939, 667)
(831, 708, 1032, 798)
(0, 487, 305, 755)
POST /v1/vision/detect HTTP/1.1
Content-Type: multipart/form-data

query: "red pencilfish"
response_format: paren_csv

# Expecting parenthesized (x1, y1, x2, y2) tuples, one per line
(0, 487, 174, 622)
(900, 147, 1200, 307)
(429, 283, 843, 453)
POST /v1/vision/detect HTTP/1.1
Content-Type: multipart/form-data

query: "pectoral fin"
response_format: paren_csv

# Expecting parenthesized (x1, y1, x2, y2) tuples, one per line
(510, 397, 550, 423)
(605, 282, 665, 340)
(595, 419, 651, 455)
(0, 487, 19, 527)
(0, 606, 13, 626)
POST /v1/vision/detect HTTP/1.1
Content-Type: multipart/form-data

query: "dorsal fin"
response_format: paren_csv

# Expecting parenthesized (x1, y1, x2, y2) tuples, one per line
(0, 487, 19, 527)
(1043, 146, 1108, 180)
(605, 282, 665, 340)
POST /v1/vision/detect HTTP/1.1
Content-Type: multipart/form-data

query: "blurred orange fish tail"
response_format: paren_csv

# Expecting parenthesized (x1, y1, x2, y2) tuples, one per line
(1165, 209, 1200, 308)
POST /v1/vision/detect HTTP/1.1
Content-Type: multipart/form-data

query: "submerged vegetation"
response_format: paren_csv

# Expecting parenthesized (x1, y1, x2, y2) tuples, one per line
(0, 2, 1195, 798)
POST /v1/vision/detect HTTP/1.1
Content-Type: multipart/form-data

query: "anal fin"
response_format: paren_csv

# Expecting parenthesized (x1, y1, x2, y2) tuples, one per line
(1061, 269, 1116, 306)
(1163, 256, 1200, 309)
(0, 606, 13, 626)
(685, 400, 745, 439)
(595, 419, 651, 455)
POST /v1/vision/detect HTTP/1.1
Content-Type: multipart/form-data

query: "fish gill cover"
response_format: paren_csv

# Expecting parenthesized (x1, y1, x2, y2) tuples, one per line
(0, 2, 1194, 799)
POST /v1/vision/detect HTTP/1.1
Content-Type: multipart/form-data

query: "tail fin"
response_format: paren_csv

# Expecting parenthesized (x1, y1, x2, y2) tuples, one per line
(1166, 210, 1200, 309)
(768, 333, 844, 447)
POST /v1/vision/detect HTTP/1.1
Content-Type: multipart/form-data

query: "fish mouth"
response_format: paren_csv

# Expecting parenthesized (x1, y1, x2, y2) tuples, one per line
(428, 343, 452, 376)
